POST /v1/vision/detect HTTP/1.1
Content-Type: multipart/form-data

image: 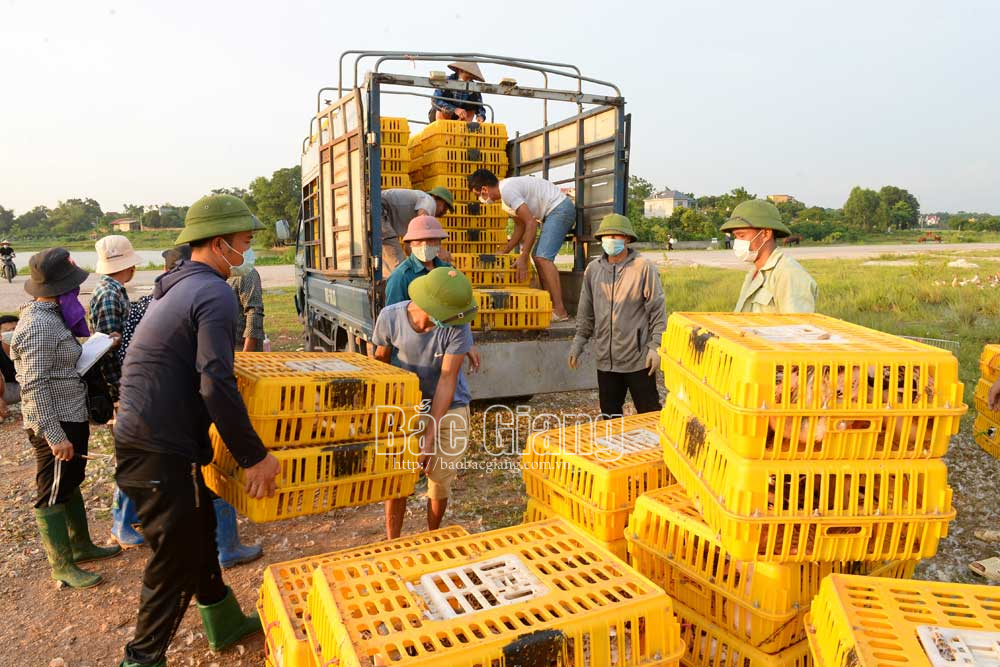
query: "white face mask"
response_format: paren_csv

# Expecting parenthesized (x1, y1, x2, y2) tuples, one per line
(733, 230, 764, 263)
(411, 244, 440, 262)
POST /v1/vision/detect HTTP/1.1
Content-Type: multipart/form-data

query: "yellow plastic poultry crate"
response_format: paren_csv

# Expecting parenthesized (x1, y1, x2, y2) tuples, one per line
(380, 173, 412, 189)
(676, 601, 812, 667)
(439, 228, 507, 245)
(442, 241, 505, 255)
(450, 200, 508, 217)
(471, 288, 552, 331)
(379, 117, 410, 146)
(304, 519, 684, 667)
(659, 396, 956, 563)
(974, 412, 1000, 459)
(805, 574, 1000, 667)
(974, 377, 1000, 422)
(259, 527, 469, 667)
(379, 145, 411, 174)
(660, 313, 966, 461)
(412, 147, 509, 180)
(234, 351, 421, 417)
(210, 429, 418, 487)
(203, 463, 416, 523)
(522, 499, 628, 562)
(414, 175, 479, 203)
(449, 252, 531, 287)
(521, 412, 673, 511)
(408, 121, 508, 158)
(625, 485, 917, 653)
(439, 213, 509, 232)
(981, 344, 1000, 383)
(522, 468, 632, 541)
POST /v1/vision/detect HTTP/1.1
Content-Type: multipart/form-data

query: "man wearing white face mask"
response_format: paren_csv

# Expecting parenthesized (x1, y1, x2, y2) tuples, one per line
(568, 214, 666, 417)
(720, 199, 817, 313)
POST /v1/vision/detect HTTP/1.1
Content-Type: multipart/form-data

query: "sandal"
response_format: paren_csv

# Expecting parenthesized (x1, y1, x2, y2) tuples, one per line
(552, 313, 572, 323)
(969, 557, 1000, 581)
(975, 529, 1000, 543)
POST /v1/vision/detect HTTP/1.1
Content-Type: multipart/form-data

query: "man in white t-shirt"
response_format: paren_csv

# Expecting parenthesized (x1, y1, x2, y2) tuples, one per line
(468, 169, 575, 321)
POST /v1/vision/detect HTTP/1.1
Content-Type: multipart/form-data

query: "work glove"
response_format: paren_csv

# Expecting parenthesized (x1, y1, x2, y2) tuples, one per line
(645, 348, 660, 376)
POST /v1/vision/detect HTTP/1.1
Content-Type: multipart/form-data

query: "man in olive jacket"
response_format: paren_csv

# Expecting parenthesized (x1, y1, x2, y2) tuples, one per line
(568, 214, 666, 416)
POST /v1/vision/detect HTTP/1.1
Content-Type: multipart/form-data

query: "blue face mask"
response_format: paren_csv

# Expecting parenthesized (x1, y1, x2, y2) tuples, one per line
(601, 237, 626, 256)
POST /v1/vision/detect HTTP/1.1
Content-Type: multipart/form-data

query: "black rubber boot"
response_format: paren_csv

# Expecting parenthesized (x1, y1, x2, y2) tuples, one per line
(34, 504, 102, 589)
(65, 488, 122, 563)
(197, 586, 261, 652)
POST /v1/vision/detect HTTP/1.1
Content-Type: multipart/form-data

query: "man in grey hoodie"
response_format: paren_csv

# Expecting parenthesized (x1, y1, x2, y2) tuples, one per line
(568, 214, 666, 416)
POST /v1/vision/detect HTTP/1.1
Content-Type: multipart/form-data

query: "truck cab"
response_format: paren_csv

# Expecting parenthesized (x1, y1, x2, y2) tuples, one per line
(295, 52, 630, 400)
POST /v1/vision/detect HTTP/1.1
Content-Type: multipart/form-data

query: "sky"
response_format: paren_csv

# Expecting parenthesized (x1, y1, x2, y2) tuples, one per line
(1, 0, 998, 215)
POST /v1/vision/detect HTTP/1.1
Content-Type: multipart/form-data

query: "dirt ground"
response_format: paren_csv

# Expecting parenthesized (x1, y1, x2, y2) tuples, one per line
(1, 358, 997, 665)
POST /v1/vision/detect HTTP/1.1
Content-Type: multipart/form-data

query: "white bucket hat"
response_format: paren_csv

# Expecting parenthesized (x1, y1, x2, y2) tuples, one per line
(95, 235, 142, 275)
(448, 61, 485, 82)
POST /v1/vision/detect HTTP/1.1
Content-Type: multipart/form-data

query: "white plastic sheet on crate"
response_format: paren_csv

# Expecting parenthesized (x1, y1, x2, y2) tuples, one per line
(740, 324, 848, 344)
(595, 428, 660, 454)
(282, 359, 361, 373)
(412, 555, 549, 620)
(917, 625, 1000, 666)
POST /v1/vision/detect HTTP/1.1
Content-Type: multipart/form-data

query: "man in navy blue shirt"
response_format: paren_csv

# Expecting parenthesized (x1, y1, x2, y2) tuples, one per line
(430, 61, 487, 122)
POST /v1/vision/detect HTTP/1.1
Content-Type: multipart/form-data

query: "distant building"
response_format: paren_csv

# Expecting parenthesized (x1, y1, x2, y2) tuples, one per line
(767, 194, 797, 204)
(644, 189, 694, 218)
(921, 214, 941, 227)
(109, 217, 141, 232)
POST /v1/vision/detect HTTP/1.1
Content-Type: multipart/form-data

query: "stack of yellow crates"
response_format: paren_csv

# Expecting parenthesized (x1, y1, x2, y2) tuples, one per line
(379, 117, 412, 190)
(300, 519, 685, 667)
(518, 413, 675, 561)
(629, 312, 966, 665)
(203, 352, 423, 522)
(258, 526, 469, 667)
(974, 344, 1000, 457)
(409, 119, 552, 331)
(806, 574, 1000, 667)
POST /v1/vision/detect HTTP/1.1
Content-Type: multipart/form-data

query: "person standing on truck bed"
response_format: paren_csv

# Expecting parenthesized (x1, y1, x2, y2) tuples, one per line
(568, 214, 666, 416)
(720, 199, 817, 314)
(468, 169, 575, 322)
(429, 61, 487, 123)
(113, 194, 280, 667)
(373, 267, 477, 539)
(381, 186, 455, 274)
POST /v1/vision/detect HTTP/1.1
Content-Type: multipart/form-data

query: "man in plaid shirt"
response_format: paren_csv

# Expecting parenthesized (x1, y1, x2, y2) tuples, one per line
(90, 235, 141, 401)
(228, 266, 265, 352)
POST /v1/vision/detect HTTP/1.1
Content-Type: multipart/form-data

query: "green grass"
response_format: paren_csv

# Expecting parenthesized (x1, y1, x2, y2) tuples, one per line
(661, 255, 1000, 407)
(262, 286, 302, 350)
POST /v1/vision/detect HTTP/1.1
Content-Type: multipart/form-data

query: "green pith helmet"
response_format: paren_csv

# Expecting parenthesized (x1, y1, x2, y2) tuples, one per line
(426, 186, 455, 212)
(593, 213, 637, 241)
(408, 267, 478, 326)
(719, 199, 791, 238)
(175, 194, 265, 244)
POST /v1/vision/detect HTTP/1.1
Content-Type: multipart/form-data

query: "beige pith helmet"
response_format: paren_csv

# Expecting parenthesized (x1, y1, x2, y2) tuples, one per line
(448, 61, 485, 82)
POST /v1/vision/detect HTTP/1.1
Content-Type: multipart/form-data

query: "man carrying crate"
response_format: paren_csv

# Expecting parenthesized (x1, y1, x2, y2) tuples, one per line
(720, 199, 817, 314)
(373, 267, 477, 539)
(381, 187, 455, 273)
(113, 194, 280, 667)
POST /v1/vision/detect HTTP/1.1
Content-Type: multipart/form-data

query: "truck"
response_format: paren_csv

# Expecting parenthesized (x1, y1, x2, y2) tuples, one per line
(291, 51, 630, 400)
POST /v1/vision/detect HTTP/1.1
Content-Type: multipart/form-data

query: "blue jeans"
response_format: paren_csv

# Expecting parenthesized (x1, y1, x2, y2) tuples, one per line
(533, 198, 576, 261)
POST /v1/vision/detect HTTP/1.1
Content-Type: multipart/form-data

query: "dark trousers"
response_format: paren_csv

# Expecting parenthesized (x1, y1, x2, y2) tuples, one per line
(116, 447, 227, 665)
(597, 369, 662, 417)
(27, 421, 89, 508)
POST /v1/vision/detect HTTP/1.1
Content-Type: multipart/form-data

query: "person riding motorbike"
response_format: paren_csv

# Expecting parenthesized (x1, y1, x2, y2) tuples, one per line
(0, 240, 15, 282)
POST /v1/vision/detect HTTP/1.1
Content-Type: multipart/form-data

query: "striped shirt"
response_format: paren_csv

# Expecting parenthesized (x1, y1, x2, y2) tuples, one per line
(228, 269, 265, 345)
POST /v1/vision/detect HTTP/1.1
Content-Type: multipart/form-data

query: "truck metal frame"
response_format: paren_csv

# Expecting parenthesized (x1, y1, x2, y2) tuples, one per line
(295, 52, 630, 400)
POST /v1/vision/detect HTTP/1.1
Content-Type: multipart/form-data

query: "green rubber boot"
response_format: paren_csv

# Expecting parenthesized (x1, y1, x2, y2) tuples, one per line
(197, 586, 261, 652)
(118, 659, 166, 667)
(34, 504, 103, 589)
(66, 488, 122, 563)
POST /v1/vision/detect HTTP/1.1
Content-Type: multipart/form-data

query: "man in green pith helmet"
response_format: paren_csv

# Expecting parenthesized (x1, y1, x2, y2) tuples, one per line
(568, 214, 666, 416)
(381, 186, 455, 274)
(373, 266, 477, 539)
(113, 194, 280, 667)
(720, 199, 817, 313)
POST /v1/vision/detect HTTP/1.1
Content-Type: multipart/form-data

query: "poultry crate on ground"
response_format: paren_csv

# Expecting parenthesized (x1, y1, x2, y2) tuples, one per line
(981, 344, 1000, 384)
(660, 312, 966, 460)
(304, 519, 685, 667)
(675, 600, 812, 667)
(625, 484, 917, 653)
(805, 574, 1000, 667)
(523, 498, 628, 562)
(259, 526, 469, 667)
(659, 394, 955, 563)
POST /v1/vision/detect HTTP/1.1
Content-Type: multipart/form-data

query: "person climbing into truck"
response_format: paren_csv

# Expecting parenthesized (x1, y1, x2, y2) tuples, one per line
(568, 214, 666, 417)
(381, 187, 455, 274)
(720, 199, 817, 313)
(374, 267, 477, 539)
(468, 169, 575, 321)
(429, 61, 487, 123)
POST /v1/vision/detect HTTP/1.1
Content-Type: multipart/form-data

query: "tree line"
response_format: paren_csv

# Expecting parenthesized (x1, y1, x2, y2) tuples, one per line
(626, 178, 941, 243)
(0, 166, 302, 248)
